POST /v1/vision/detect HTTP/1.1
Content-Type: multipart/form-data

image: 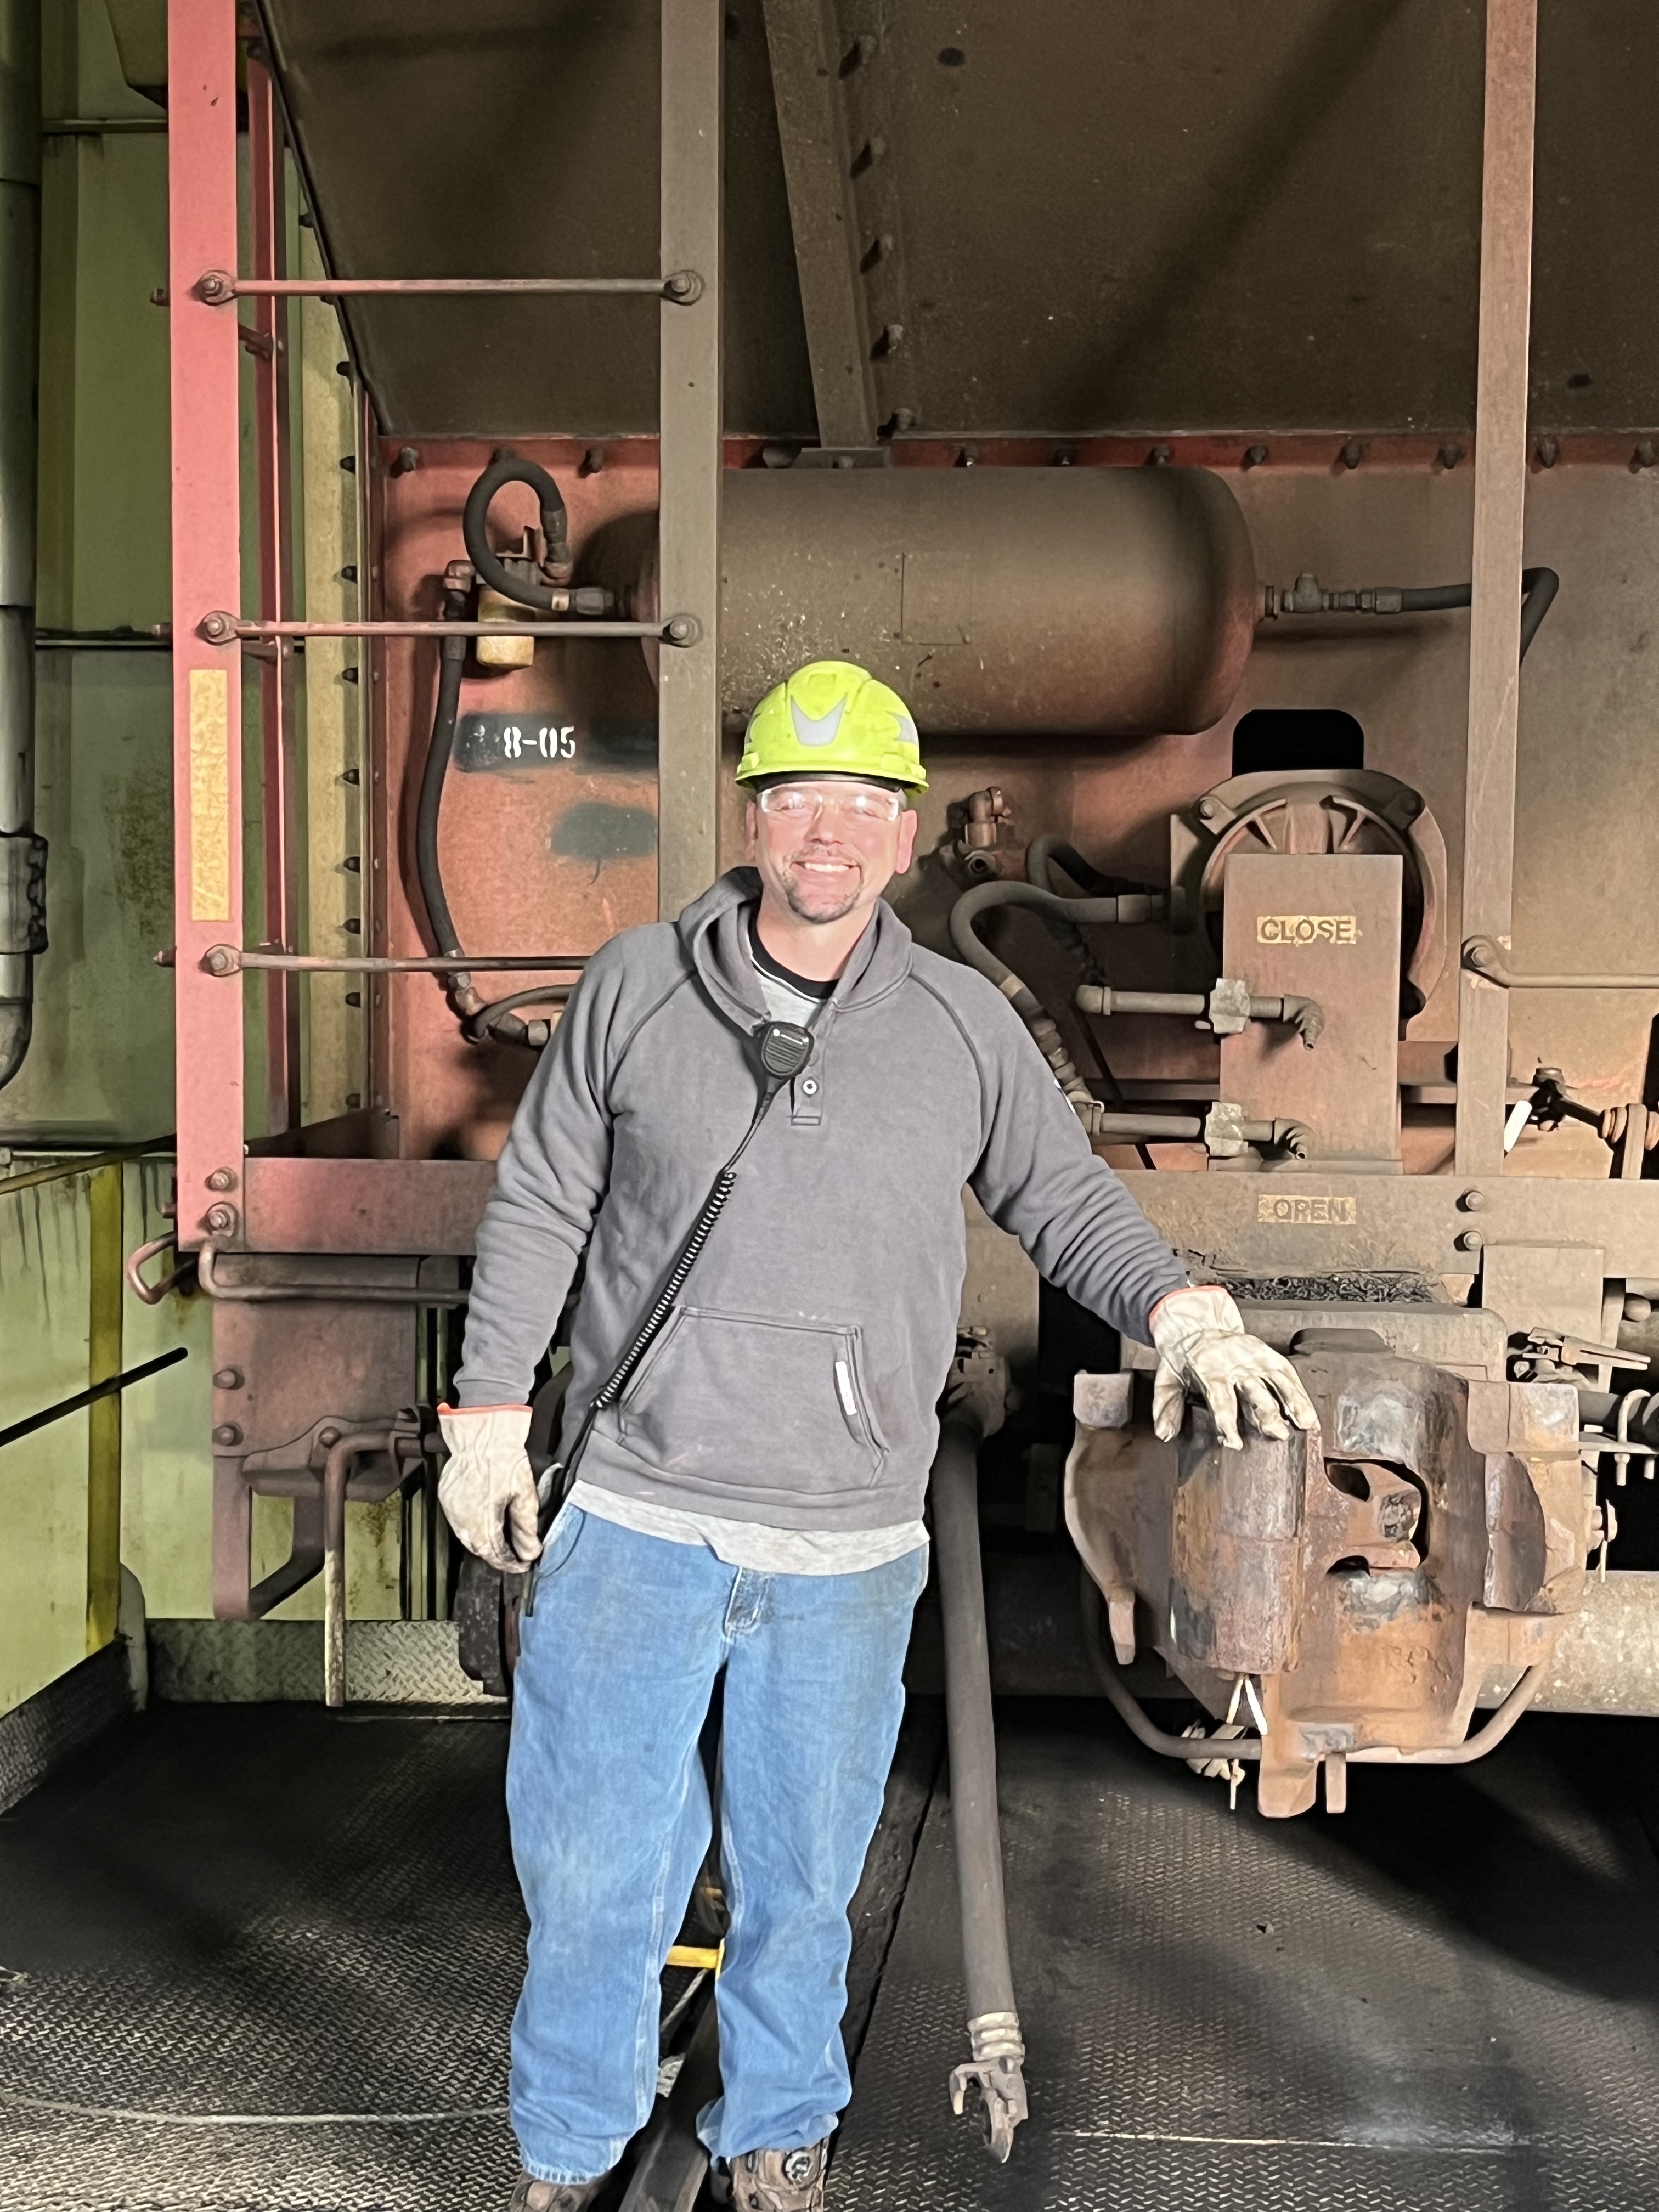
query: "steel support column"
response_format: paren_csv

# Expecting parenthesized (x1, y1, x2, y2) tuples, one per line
(657, 0, 724, 923)
(761, 0, 879, 449)
(84, 1163, 123, 1652)
(247, 47, 301, 1137)
(168, 0, 246, 1245)
(1455, 0, 1538, 1179)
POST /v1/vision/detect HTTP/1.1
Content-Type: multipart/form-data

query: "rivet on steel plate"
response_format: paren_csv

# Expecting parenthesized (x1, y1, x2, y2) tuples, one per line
(1455, 1229, 1483, 1253)
(1458, 1189, 1486, 1211)
(1242, 444, 1268, 469)
(1340, 441, 1365, 470)
(1634, 441, 1658, 472)
(212, 1424, 242, 1448)
(212, 1368, 244, 1391)
(1535, 436, 1559, 468)
(1438, 442, 1465, 470)
(1147, 444, 1172, 467)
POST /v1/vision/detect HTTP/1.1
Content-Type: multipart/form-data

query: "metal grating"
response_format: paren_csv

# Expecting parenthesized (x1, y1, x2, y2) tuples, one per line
(831, 1705, 1659, 2211)
(0, 1643, 131, 1819)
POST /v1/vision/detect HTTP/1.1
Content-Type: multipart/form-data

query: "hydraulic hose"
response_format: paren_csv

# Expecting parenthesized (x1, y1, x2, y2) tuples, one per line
(415, 586, 470, 975)
(462, 449, 572, 609)
(1266, 566, 1559, 661)
(947, 879, 1166, 1127)
(415, 590, 556, 1049)
(932, 1412, 1028, 2163)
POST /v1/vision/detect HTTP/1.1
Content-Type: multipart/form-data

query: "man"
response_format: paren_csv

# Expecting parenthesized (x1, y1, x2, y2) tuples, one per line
(439, 659, 1317, 2211)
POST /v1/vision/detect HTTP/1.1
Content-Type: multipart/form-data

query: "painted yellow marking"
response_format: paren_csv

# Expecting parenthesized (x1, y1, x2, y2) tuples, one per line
(1256, 913, 1359, 945)
(189, 667, 232, 922)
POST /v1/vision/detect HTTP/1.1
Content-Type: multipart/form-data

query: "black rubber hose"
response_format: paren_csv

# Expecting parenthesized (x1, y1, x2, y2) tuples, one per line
(1391, 566, 1558, 658)
(462, 449, 572, 611)
(932, 1416, 1021, 2026)
(948, 881, 1163, 1009)
(416, 586, 469, 967)
(462, 984, 575, 1044)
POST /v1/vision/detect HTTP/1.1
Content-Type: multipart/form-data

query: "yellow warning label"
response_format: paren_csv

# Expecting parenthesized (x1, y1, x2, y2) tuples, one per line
(189, 667, 232, 922)
(1256, 1194, 1357, 1226)
(1256, 914, 1359, 946)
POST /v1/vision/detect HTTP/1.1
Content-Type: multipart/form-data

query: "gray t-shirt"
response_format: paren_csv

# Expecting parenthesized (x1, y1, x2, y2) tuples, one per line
(569, 921, 929, 1575)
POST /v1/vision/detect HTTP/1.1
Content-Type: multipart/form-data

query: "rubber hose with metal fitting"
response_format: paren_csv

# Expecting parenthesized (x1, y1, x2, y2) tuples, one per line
(948, 879, 1167, 1131)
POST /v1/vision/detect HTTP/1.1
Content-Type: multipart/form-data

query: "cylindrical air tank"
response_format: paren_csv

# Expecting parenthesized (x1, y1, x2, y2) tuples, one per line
(715, 465, 1257, 735)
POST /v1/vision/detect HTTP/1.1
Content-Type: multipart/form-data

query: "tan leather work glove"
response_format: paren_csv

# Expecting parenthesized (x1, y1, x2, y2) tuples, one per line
(437, 1404, 541, 1573)
(1148, 1286, 1320, 1451)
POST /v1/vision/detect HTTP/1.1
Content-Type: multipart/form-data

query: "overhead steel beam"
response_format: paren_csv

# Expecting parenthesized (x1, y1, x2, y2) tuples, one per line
(1455, 0, 1538, 1179)
(657, 0, 725, 922)
(761, 0, 878, 449)
(168, 0, 246, 1246)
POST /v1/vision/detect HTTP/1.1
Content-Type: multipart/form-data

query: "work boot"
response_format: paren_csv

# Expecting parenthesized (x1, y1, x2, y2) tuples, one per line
(719, 2140, 828, 2212)
(507, 2169, 610, 2212)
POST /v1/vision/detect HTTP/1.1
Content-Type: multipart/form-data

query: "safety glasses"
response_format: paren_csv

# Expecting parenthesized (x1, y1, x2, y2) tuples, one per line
(755, 782, 904, 826)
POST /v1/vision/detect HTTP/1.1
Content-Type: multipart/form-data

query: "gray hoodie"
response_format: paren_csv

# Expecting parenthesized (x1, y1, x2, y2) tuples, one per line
(455, 870, 1188, 1531)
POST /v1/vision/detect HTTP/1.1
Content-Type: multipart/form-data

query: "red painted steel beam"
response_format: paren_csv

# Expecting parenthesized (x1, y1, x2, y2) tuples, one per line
(247, 47, 301, 1137)
(168, 0, 245, 1249)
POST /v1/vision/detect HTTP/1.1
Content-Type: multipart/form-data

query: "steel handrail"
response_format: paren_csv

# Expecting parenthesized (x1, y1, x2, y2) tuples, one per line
(0, 1348, 189, 1452)
(0, 1136, 173, 1199)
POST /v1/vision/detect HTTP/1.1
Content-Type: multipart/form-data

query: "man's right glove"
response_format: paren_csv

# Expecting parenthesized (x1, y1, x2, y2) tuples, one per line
(437, 1404, 541, 1574)
(1147, 1285, 1321, 1451)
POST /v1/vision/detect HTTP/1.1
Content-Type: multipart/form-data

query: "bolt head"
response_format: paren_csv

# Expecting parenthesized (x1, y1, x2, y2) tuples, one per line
(1196, 797, 1218, 822)
(206, 1167, 238, 1193)
(318, 1427, 341, 1450)
(1459, 1189, 1487, 1211)
(212, 1367, 244, 1391)
(204, 1203, 238, 1237)
(1455, 1229, 1484, 1253)
(212, 1423, 242, 1449)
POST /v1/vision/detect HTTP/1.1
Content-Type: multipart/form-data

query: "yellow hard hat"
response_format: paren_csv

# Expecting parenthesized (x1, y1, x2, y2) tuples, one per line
(736, 659, 927, 791)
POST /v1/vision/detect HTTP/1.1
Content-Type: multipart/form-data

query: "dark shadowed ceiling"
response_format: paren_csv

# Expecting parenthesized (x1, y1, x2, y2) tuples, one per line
(258, 0, 1659, 438)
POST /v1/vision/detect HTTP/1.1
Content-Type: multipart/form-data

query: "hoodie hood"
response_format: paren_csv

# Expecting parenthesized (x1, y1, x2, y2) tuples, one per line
(675, 867, 916, 1032)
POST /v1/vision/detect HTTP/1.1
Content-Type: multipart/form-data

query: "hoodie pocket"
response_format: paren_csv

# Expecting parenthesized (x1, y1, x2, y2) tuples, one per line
(615, 1304, 887, 1499)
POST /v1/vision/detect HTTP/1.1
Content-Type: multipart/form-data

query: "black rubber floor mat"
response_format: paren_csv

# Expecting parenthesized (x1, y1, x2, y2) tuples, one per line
(831, 1704, 1659, 2212)
(0, 1706, 523, 2211)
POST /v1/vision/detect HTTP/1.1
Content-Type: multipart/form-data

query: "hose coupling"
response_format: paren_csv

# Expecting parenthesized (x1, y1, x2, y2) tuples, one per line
(950, 2012, 1029, 2163)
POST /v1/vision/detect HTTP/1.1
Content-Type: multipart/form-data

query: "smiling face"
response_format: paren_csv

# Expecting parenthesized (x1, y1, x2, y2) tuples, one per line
(744, 776, 920, 927)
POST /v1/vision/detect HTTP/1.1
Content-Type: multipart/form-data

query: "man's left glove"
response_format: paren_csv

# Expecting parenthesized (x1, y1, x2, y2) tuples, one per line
(437, 1404, 541, 1573)
(1148, 1286, 1321, 1451)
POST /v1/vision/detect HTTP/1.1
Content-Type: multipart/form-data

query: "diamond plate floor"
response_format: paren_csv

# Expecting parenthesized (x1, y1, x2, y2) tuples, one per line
(832, 1703, 1659, 2212)
(0, 1706, 524, 2212)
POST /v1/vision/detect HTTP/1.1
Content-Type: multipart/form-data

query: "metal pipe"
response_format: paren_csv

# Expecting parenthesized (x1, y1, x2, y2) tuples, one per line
(0, 0, 40, 1092)
(0, 1135, 172, 1197)
(199, 945, 586, 977)
(932, 1414, 1028, 2163)
(321, 1428, 397, 1708)
(1081, 1575, 1541, 1769)
(0, 1347, 188, 1453)
(194, 273, 701, 303)
(195, 1244, 466, 1306)
(1464, 937, 1659, 991)
(196, 614, 691, 644)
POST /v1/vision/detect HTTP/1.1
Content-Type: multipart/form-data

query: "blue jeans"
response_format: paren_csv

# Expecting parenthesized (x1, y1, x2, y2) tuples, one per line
(505, 1506, 928, 2184)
